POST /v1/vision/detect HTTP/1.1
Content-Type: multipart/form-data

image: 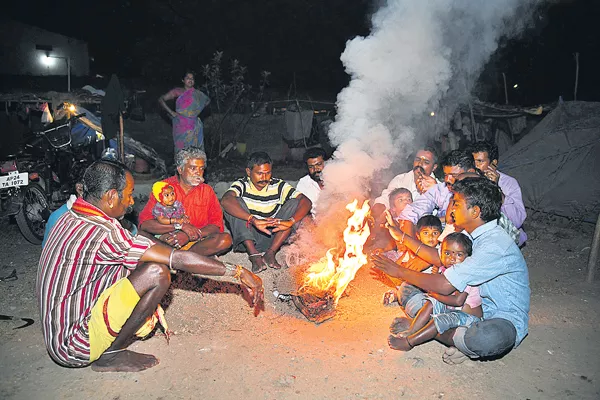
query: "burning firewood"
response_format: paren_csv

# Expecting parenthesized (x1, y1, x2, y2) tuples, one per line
(293, 199, 371, 324)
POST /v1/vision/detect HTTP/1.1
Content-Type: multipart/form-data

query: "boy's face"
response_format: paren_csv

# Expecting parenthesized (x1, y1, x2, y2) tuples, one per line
(390, 193, 412, 215)
(162, 187, 176, 206)
(441, 240, 468, 266)
(416, 226, 441, 248)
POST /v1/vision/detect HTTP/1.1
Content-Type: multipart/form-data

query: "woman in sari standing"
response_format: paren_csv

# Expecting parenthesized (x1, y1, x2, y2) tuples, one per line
(159, 71, 210, 152)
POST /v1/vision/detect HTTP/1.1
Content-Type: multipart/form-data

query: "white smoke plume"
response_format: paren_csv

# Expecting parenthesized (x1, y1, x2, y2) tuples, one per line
(290, 0, 540, 264)
(324, 0, 540, 201)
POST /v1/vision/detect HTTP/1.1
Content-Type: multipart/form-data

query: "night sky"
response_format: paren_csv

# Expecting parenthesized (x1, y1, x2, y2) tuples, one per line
(6, 0, 600, 105)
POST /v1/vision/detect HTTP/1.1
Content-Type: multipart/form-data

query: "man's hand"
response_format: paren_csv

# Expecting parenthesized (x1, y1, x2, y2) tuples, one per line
(371, 253, 403, 278)
(181, 223, 201, 241)
(484, 164, 500, 183)
(252, 218, 278, 235)
(271, 218, 294, 233)
(239, 268, 265, 307)
(416, 174, 437, 194)
(159, 231, 189, 249)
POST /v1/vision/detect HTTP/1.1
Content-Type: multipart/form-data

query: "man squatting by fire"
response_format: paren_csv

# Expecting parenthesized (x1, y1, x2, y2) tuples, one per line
(37, 160, 264, 372)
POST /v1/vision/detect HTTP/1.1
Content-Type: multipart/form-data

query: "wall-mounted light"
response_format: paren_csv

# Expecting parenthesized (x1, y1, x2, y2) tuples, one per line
(41, 52, 55, 67)
(37, 49, 71, 92)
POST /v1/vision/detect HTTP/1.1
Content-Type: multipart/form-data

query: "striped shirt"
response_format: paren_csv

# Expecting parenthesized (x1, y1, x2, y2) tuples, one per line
(227, 178, 299, 218)
(37, 198, 153, 367)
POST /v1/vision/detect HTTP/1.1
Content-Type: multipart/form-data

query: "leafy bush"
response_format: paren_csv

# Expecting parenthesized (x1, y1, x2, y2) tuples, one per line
(200, 51, 270, 157)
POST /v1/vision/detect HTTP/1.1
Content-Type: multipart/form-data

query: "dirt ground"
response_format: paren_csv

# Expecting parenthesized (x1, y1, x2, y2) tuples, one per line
(1, 201, 599, 400)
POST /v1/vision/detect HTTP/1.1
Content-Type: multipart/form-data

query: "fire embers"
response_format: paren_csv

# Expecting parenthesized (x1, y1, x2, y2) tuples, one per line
(293, 199, 370, 323)
(292, 291, 337, 324)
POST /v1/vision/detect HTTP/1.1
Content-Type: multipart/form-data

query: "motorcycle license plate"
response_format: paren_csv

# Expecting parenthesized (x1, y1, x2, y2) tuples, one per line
(0, 171, 29, 189)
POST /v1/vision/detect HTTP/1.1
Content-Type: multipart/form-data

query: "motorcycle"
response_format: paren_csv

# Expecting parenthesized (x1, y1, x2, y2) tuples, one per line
(0, 112, 100, 244)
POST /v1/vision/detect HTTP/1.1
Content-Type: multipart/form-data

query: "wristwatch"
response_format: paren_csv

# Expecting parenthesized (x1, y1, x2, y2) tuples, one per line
(174, 223, 183, 230)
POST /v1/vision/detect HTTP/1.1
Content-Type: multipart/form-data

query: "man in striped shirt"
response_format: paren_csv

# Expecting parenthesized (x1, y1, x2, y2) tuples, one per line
(221, 152, 312, 272)
(37, 160, 264, 372)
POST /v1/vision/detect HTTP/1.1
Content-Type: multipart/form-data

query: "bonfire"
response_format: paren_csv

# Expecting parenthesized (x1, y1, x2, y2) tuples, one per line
(293, 199, 371, 323)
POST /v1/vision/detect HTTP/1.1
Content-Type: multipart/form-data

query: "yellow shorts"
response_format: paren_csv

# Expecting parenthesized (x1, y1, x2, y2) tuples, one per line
(88, 278, 167, 362)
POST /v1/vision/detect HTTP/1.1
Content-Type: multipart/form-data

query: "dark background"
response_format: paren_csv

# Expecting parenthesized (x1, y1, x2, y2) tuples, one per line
(5, 0, 600, 105)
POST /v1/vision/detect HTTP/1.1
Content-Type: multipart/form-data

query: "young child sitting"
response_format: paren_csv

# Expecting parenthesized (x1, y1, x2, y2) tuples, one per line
(387, 232, 483, 351)
(380, 188, 414, 262)
(151, 181, 189, 228)
(383, 215, 442, 309)
(388, 187, 413, 220)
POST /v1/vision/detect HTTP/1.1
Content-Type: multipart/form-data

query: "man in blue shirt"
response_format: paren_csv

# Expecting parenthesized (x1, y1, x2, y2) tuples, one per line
(373, 177, 530, 363)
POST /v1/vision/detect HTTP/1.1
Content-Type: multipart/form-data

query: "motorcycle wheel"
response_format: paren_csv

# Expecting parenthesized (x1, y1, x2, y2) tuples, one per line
(15, 183, 48, 245)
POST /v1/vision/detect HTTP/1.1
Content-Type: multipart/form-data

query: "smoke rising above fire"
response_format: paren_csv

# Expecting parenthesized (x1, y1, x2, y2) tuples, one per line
(317, 0, 539, 214)
(286, 0, 541, 266)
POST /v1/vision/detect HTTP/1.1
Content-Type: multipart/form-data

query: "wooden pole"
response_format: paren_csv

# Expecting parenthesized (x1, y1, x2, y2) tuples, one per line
(502, 72, 509, 105)
(587, 212, 600, 283)
(118, 112, 125, 163)
(573, 52, 579, 101)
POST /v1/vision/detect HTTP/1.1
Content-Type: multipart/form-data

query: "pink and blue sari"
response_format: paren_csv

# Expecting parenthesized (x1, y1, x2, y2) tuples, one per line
(172, 88, 210, 151)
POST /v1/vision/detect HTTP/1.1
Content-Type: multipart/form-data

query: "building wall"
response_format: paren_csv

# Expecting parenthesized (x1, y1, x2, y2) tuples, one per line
(0, 20, 89, 76)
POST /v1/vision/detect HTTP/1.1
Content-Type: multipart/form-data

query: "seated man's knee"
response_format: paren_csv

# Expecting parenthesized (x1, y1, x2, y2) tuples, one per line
(459, 319, 517, 358)
(219, 233, 233, 250)
(141, 262, 172, 286)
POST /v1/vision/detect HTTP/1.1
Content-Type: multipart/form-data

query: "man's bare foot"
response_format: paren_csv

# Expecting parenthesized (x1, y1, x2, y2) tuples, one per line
(442, 346, 469, 365)
(91, 350, 159, 372)
(263, 249, 282, 269)
(249, 254, 267, 273)
(389, 317, 412, 335)
(388, 335, 413, 351)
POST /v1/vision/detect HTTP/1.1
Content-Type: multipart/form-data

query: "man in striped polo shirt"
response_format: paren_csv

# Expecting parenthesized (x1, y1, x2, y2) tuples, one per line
(37, 160, 263, 372)
(221, 152, 312, 272)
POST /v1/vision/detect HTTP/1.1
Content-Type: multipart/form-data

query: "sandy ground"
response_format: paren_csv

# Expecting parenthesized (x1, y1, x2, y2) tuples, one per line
(1, 208, 599, 400)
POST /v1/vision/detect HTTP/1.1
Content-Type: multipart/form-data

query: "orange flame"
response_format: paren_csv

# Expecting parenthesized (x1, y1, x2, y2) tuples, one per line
(300, 199, 371, 305)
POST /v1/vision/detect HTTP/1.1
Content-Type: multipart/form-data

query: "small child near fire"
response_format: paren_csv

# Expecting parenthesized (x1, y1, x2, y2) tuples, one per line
(388, 187, 413, 220)
(151, 181, 189, 228)
(380, 188, 414, 262)
(387, 232, 483, 352)
(382, 215, 442, 310)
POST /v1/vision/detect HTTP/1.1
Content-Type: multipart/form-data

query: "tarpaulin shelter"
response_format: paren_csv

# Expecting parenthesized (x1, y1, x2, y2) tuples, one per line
(499, 101, 600, 222)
